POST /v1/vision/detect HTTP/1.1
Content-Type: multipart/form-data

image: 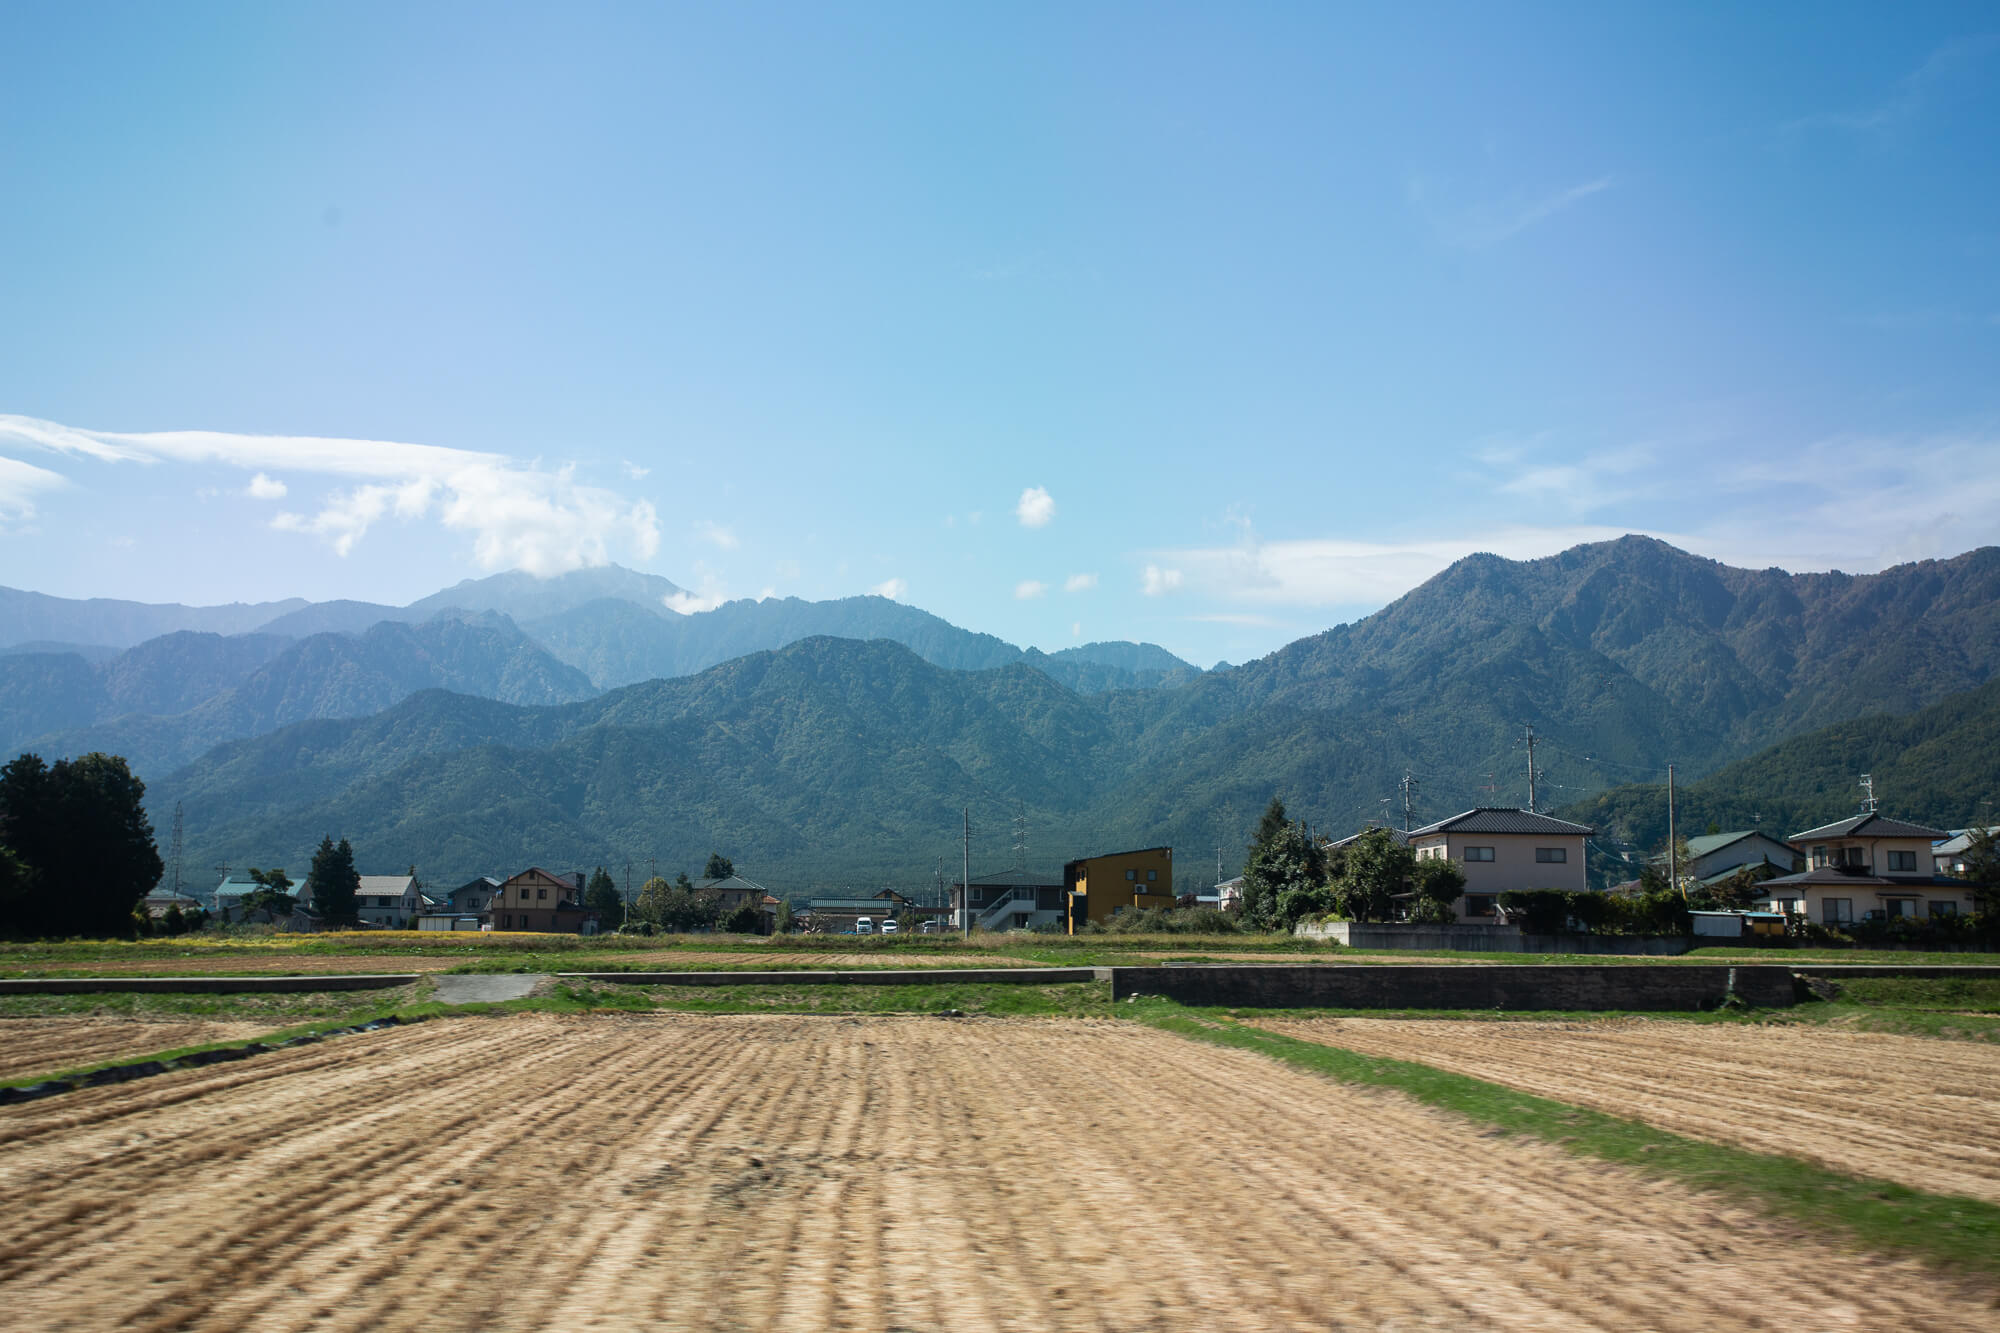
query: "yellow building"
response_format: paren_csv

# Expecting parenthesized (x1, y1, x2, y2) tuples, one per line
(1064, 846, 1174, 933)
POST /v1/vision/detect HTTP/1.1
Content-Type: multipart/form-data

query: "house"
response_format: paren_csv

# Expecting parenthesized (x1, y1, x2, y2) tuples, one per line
(444, 876, 502, 916)
(1404, 809, 1594, 921)
(355, 875, 422, 928)
(1933, 827, 1999, 877)
(1757, 814, 1970, 925)
(696, 874, 775, 923)
(141, 889, 206, 920)
(1064, 847, 1174, 933)
(489, 868, 593, 933)
(1675, 830, 1801, 883)
(212, 873, 268, 914)
(951, 868, 1066, 931)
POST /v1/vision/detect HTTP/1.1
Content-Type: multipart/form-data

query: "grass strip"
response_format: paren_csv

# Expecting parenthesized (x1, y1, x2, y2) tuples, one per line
(1128, 997, 2000, 1279)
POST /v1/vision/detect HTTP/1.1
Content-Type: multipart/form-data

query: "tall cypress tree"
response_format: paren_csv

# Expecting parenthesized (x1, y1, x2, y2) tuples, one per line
(308, 835, 360, 926)
(0, 751, 160, 938)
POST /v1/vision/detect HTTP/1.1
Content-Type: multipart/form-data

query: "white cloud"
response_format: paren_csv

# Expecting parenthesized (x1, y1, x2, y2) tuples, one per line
(1142, 565, 1184, 596)
(1071, 621, 1081, 638)
(245, 472, 287, 500)
(871, 577, 907, 600)
(622, 460, 651, 480)
(693, 520, 739, 550)
(1784, 35, 1999, 138)
(1015, 486, 1055, 528)
(1014, 579, 1047, 600)
(0, 414, 660, 576)
(1412, 175, 1614, 250)
(662, 590, 725, 615)
(0, 454, 69, 526)
(1064, 572, 1098, 592)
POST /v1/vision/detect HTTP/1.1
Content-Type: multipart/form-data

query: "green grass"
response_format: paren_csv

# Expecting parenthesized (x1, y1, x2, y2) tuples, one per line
(0, 983, 427, 1023)
(1130, 998, 2000, 1278)
(551, 978, 1112, 1017)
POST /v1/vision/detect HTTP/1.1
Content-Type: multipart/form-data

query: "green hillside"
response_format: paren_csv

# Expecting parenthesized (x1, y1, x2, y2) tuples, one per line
(1560, 675, 2000, 854)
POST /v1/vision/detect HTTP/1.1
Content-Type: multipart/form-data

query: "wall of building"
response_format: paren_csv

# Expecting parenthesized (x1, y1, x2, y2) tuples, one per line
(1797, 835, 1936, 876)
(1112, 964, 1797, 1010)
(1068, 847, 1175, 929)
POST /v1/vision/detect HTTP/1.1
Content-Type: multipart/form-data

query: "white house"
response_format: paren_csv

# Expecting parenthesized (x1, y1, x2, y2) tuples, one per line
(1756, 814, 1969, 925)
(355, 874, 422, 928)
(1402, 809, 1594, 920)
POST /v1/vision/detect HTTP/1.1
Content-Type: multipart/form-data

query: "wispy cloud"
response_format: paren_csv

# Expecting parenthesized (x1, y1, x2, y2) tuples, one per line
(245, 472, 287, 500)
(1014, 579, 1047, 599)
(0, 454, 69, 526)
(0, 414, 660, 577)
(1784, 35, 2000, 138)
(1015, 486, 1055, 528)
(870, 576, 908, 600)
(1141, 565, 1183, 596)
(1064, 572, 1098, 592)
(1411, 175, 1614, 249)
(693, 520, 739, 550)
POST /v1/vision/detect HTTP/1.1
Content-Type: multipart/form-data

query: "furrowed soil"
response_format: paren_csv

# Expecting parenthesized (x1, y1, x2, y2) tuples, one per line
(1254, 1017, 2000, 1204)
(0, 949, 1048, 976)
(3, 1015, 1993, 1331)
(0, 1018, 275, 1082)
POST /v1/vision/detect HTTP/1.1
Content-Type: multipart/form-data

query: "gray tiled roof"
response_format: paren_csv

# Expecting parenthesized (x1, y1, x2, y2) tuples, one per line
(1328, 827, 1413, 849)
(1788, 814, 1950, 842)
(1407, 808, 1594, 837)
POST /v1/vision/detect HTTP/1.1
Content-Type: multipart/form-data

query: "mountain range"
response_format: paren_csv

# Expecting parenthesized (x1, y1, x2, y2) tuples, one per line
(79, 534, 1999, 895)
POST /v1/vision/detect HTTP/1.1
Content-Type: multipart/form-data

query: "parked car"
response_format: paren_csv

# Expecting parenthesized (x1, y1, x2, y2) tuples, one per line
(880, 920, 898, 935)
(856, 916, 874, 935)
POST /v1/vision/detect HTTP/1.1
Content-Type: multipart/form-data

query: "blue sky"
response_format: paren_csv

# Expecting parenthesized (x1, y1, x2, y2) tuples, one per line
(2, 2, 1996, 666)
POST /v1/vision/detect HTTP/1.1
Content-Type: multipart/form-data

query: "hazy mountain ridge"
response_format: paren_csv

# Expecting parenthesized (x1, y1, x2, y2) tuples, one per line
(20, 614, 596, 777)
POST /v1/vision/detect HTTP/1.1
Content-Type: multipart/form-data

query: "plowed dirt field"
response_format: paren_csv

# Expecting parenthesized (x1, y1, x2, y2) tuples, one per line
(1254, 1016, 2000, 1202)
(1, 1013, 1990, 1331)
(0, 949, 1045, 976)
(0, 1018, 275, 1082)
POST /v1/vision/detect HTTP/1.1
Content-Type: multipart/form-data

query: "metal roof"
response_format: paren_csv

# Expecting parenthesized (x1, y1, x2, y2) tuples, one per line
(1328, 827, 1414, 849)
(1788, 814, 1950, 842)
(956, 868, 1063, 887)
(696, 875, 768, 893)
(1683, 830, 1793, 858)
(1406, 808, 1594, 837)
(358, 875, 416, 894)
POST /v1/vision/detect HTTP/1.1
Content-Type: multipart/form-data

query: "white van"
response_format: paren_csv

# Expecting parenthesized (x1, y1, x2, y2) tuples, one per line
(880, 919, 898, 936)
(855, 916, 874, 935)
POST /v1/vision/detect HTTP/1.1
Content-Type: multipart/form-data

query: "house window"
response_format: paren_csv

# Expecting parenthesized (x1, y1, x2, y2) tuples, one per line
(1811, 845, 1828, 868)
(1822, 899, 1852, 924)
(1839, 847, 1866, 868)
(1886, 899, 1916, 918)
(1464, 846, 1495, 862)
(1534, 848, 1566, 864)
(1125, 870, 1136, 881)
(1147, 870, 1157, 881)
(538, 888, 548, 900)
(1886, 850, 1917, 872)
(1465, 895, 1497, 919)
(1930, 900, 1959, 919)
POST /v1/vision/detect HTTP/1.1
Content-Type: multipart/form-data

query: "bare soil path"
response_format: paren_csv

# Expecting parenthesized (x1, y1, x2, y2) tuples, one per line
(0, 1018, 276, 1082)
(1, 1014, 1992, 1331)
(1254, 1016, 2000, 1203)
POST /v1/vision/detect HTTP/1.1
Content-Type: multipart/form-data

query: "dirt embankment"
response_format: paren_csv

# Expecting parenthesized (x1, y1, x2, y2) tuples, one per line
(1, 1014, 1992, 1331)
(0, 1018, 276, 1082)
(1255, 1016, 2000, 1203)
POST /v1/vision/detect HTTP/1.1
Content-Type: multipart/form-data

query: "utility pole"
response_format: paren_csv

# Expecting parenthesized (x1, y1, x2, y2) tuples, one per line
(1667, 764, 1682, 902)
(1216, 846, 1223, 886)
(624, 860, 632, 911)
(1859, 774, 1878, 815)
(962, 807, 971, 941)
(167, 802, 184, 896)
(1398, 771, 1419, 832)
(1523, 725, 1541, 814)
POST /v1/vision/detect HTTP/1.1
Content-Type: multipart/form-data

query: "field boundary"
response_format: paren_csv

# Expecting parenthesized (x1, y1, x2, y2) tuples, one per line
(1110, 963, 1798, 1009)
(564, 967, 1105, 986)
(0, 974, 420, 994)
(1134, 1000, 2000, 1279)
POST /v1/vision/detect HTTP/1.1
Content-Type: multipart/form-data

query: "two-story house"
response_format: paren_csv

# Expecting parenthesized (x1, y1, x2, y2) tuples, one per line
(355, 874, 422, 928)
(490, 867, 591, 933)
(952, 868, 1066, 931)
(1676, 830, 1801, 886)
(1404, 809, 1594, 921)
(1757, 814, 1969, 924)
(1064, 846, 1174, 932)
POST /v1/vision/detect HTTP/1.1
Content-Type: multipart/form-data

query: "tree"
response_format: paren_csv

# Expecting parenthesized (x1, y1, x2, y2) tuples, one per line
(773, 899, 795, 933)
(721, 900, 765, 934)
(1409, 856, 1467, 924)
(1240, 797, 1328, 931)
(307, 836, 360, 926)
(1329, 827, 1408, 924)
(0, 751, 162, 938)
(1957, 826, 2000, 917)
(635, 875, 673, 927)
(240, 866, 297, 918)
(703, 853, 735, 881)
(584, 866, 624, 930)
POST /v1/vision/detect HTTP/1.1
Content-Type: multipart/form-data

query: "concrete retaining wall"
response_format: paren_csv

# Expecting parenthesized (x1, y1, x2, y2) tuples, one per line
(0, 974, 420, 994)
(1297, 922, 1692, 955)
(564, 968, 1102, 987)
(1109, 964, 1796, 1011)
(1787, 965, 2000, 979)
